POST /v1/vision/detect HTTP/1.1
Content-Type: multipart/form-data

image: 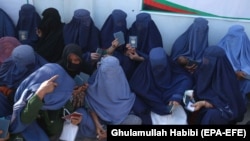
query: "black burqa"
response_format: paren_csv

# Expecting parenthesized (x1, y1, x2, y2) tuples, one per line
(34, 7, 65, 63)
(57, 43, 83, 78)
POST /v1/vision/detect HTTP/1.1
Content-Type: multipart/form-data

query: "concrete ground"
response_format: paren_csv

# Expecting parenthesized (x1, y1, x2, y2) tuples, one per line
(237, 100, 250, 125)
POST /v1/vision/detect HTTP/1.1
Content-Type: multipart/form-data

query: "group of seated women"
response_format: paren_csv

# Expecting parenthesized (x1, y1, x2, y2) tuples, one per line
(0, 4, 250, 141)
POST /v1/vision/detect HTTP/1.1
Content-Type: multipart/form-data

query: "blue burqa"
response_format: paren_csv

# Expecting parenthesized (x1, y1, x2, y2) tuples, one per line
(0, 45, 47, 117)
(9, 63, 75, 141)
(0, 44, 47, 89)
(218, 25, 250, 101)
(129, 47, 193, 124)
(16, 4, 41, 46)
(170, 17, 209, 63)
(193, 46, 246, 124)
(100, 9, 128, 49)
(124, 12, 163, 80)
(0, 93, 12, 117)
(100, 9, 130, 78)
(0, 8, 17, 38)
(76, 56, 135, 138)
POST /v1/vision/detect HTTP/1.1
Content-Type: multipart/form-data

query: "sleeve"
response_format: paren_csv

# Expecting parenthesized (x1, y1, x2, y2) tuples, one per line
(20, 95, 43, 124)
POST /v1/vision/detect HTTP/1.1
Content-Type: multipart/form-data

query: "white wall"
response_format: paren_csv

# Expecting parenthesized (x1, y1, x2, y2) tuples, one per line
(0, 0, 28, 25)
(32, 0, 93, 23)
(1, 0, 250, 54)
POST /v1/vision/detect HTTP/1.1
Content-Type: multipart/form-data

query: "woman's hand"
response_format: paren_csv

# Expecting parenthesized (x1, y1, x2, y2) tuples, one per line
(36, 28, 42, 37)
(105, 39, 119, 55)
(91, 52, 101, 62)
(0, 130, 9, 141)
(192, 101, 204, 111)
(111, 38, 119, 48)
(96, 124, 107, 141)
(236, 71, 246, 80)
(125, 45, 144, 61)
(127, 51, 143, 61)
(185, 64, 198, 74)
(36, 75, 58, 100)
(169, 101, 180, 106)
(89, 111, 107, 140)
(74, 83, 88, 93)
(72, 83, 88, 108)
(192, 100, 213, 111)
(125, 43, 135, 54)
(70, 114, 82, 125)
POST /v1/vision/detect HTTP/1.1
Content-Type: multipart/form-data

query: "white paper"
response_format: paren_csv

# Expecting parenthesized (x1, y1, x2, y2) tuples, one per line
(151, 105, 187, 125)
(59, 120, 79, 141)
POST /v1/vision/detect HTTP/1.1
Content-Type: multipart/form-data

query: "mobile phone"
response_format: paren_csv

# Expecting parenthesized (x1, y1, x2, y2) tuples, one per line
(62, 112, 83, 119)
(74, 72, 90, 86)
(129, 36, 137, 48)
(183, 95, 195, 112)
(113, 31, 125, 46)
(70, 112, 83, 118)
(96, 48, 107, 56)
(184, 94, 195, 105)
(96, 48, 104, 55)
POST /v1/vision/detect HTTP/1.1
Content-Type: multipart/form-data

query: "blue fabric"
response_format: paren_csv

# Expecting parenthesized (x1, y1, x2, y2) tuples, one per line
(128, 12, 163, 55)
(0, 44, 46, 118)
(218, 25, 250, 100)
(170, 17, 209, 63)
(0, 45, 47, 89)
(124, 12, 163, 80)
(129, 47, 193, 124)
(10, 63, 75, 141)
(100, 9, 131, 78)
(193, 46, 246, 124)
(63, 9, 100, 63)
(16, 4, 41, 46)
(0, 8, 17, 38)
(85, 55, 135, 124)
(0, 36, 21, 65)
(0, 92, 12, 117)
(100, 9, 128, 49)
(75, 108, 96, 138)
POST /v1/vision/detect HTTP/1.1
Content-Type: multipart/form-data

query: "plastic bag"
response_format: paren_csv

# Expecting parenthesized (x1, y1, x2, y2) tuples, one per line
(150, 105, 187, 125)
(59, 108, 79, 141)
